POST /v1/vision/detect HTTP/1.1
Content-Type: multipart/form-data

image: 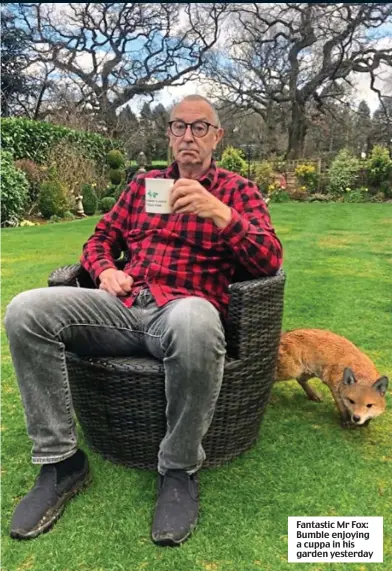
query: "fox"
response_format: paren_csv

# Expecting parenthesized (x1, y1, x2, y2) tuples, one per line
(275, 328, 389, 427)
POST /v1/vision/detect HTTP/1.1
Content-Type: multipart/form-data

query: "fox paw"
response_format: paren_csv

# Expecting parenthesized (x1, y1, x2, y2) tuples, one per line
(308, 393, 323, 402)
(341, 420, 356, 429)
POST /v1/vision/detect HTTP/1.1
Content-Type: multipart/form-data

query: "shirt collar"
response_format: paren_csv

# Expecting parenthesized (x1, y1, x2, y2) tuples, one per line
(165, 159, 218, 190)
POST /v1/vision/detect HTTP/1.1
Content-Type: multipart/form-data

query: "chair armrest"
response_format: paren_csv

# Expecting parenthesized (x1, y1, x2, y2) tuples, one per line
(48, 264, 96, 288)
(48, 250, 130, 289)
(225, 269, 286, 360)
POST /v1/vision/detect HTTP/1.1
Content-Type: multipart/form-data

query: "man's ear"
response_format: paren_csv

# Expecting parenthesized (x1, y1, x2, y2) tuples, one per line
(373, 376, 388, 396)
(167, 129, 174, 155)
(213, 127, 224, 150)
(343, 367, 357, 385)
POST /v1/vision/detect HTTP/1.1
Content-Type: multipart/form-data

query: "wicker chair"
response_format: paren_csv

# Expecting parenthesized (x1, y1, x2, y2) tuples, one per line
(48, 260, 286, 470)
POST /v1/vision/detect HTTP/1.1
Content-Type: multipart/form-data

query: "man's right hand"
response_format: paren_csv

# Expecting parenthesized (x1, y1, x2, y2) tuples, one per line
(98, 269, 134, 297)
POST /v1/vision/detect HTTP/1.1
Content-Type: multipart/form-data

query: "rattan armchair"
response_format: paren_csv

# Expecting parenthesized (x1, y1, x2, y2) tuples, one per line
(48, 260, 285, 470)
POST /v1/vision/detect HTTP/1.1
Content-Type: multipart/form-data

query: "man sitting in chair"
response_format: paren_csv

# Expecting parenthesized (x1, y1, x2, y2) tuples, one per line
(4, 95, 283, 546)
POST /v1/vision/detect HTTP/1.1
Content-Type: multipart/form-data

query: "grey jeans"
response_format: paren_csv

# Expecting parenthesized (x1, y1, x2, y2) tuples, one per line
(4, 286, 226, 475)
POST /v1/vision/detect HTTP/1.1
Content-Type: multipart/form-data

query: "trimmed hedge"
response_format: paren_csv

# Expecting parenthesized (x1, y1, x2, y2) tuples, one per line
(107, 149, 125, 168)
(81, 184, 98, 216)
(1, 150, 29, 226)
(38, 180, 69, 219)
(1, 118, 125, 168)
(109, 168, 123, 185)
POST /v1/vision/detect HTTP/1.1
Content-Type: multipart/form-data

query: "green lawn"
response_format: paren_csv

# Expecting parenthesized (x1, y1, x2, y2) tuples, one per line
(129, 160, 168, 167)
(1, 204, 391, 571)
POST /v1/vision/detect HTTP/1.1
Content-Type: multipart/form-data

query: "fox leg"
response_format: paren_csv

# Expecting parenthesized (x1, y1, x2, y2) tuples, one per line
(297, 374, 323, 402)
(328, 387, 352, 427)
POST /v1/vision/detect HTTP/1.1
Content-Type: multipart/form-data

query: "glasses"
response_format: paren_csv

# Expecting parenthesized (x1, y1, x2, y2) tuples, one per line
(168, 120, 219, 138)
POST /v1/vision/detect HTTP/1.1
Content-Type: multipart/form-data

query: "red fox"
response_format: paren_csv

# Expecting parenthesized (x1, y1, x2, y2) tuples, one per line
(275, 329, 389, 427)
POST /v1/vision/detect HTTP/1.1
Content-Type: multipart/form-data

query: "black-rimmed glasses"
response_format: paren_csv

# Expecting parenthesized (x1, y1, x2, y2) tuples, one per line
(168, 120, 219, 138)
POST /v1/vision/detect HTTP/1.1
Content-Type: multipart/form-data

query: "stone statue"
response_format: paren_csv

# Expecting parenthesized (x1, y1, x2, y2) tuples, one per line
(76, 194, 87, 217)
(137, 151, 147, 173)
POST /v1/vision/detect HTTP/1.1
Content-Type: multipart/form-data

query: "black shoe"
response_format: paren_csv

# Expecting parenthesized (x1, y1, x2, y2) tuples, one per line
(151, 469, 199, 547)
(10, 449, 90, 540)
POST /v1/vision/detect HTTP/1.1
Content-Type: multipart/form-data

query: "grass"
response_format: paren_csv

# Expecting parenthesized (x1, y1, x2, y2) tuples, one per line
(128, 160, 168, 167)
(1, 204, 391, 571)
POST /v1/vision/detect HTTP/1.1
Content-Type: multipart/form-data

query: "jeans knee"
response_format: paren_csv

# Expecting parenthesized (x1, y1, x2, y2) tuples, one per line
(4, 289, 48, 338)
(166, 297, 226, 351)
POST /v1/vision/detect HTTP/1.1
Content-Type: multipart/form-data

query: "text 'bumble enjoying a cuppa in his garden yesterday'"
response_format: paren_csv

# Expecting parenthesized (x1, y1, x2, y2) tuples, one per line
(288, 517, 383, 563)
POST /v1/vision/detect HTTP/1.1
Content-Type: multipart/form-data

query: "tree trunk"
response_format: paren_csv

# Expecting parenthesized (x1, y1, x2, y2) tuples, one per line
(2, 97, 9, 117)
(264, 102, 279, 155)
(287, 99, 307, 159)
(33, 81, 49, 120)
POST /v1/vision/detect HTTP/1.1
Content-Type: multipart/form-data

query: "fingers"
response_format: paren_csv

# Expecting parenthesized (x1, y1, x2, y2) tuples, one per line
(172, 192, 198, 212)
(170, 180, 205, 208)
(170, 179, 222, 219)
(99, 270, 133, 297)
(99, 281, 118, 296)
(116, 271, 133, 293)
(170, 186, 191, 208)
(175, 205, 196, 214)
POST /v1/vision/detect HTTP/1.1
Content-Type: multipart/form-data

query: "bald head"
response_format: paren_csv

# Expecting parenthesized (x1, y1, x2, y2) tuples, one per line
(170, 95, 221, 127)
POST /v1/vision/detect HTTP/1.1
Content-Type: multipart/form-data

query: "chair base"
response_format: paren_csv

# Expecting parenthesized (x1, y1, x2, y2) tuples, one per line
(66, 352, 276, 470)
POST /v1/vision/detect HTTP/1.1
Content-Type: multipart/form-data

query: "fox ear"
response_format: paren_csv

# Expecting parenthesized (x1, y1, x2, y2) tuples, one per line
(343, 367, 357, 385)
(373, 376, 388, 396)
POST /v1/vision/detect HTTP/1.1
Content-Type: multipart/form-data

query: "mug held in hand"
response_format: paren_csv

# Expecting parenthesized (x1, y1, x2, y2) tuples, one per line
(145, 178, 174, 214)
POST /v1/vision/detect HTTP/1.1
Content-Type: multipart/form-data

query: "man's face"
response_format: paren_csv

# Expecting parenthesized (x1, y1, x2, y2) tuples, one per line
(168, 100, 224, 168)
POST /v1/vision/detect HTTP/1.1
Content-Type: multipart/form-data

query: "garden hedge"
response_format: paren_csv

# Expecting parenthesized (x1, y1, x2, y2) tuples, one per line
(1, 118, 125, 168)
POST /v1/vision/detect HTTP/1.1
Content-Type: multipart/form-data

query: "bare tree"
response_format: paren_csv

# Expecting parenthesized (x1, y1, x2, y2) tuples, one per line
(372, 95, 392, 148)
(16, 3, 228, 136)
(208, 3, 392, 158)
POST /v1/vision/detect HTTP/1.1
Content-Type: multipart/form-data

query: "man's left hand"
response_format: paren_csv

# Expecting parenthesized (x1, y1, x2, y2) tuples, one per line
(170, 179, 232, 229)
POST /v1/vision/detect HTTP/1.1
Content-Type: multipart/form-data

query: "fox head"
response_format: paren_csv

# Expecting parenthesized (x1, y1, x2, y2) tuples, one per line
(339, 367, 388, 425)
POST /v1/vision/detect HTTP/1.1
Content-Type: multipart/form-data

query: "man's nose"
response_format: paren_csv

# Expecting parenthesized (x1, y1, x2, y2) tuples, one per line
(183, 125, 195, 142)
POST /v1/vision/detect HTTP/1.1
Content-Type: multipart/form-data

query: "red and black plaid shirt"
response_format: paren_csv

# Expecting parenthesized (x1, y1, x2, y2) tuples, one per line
(80, 159, 283, 317)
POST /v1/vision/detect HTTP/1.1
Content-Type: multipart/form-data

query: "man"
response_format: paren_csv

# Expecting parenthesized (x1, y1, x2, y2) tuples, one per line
(4, 95, 283, 547)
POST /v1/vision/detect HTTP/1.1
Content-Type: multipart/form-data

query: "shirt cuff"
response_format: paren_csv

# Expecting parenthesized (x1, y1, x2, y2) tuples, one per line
(218, 208, 250, 246)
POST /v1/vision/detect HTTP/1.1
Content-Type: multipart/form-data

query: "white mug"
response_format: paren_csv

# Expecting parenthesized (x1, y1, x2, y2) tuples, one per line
(145, 178, 174, 214)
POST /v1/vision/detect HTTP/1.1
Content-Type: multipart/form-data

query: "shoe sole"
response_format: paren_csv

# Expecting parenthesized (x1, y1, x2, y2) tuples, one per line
(10, 470, 90, 540)
(152, 532, 191, 547)
(152, 523, 197, 547)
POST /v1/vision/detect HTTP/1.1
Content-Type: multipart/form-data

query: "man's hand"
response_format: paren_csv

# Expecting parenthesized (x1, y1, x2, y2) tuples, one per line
(99, 269, 134, 297)
(170, 178, 232, 229)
